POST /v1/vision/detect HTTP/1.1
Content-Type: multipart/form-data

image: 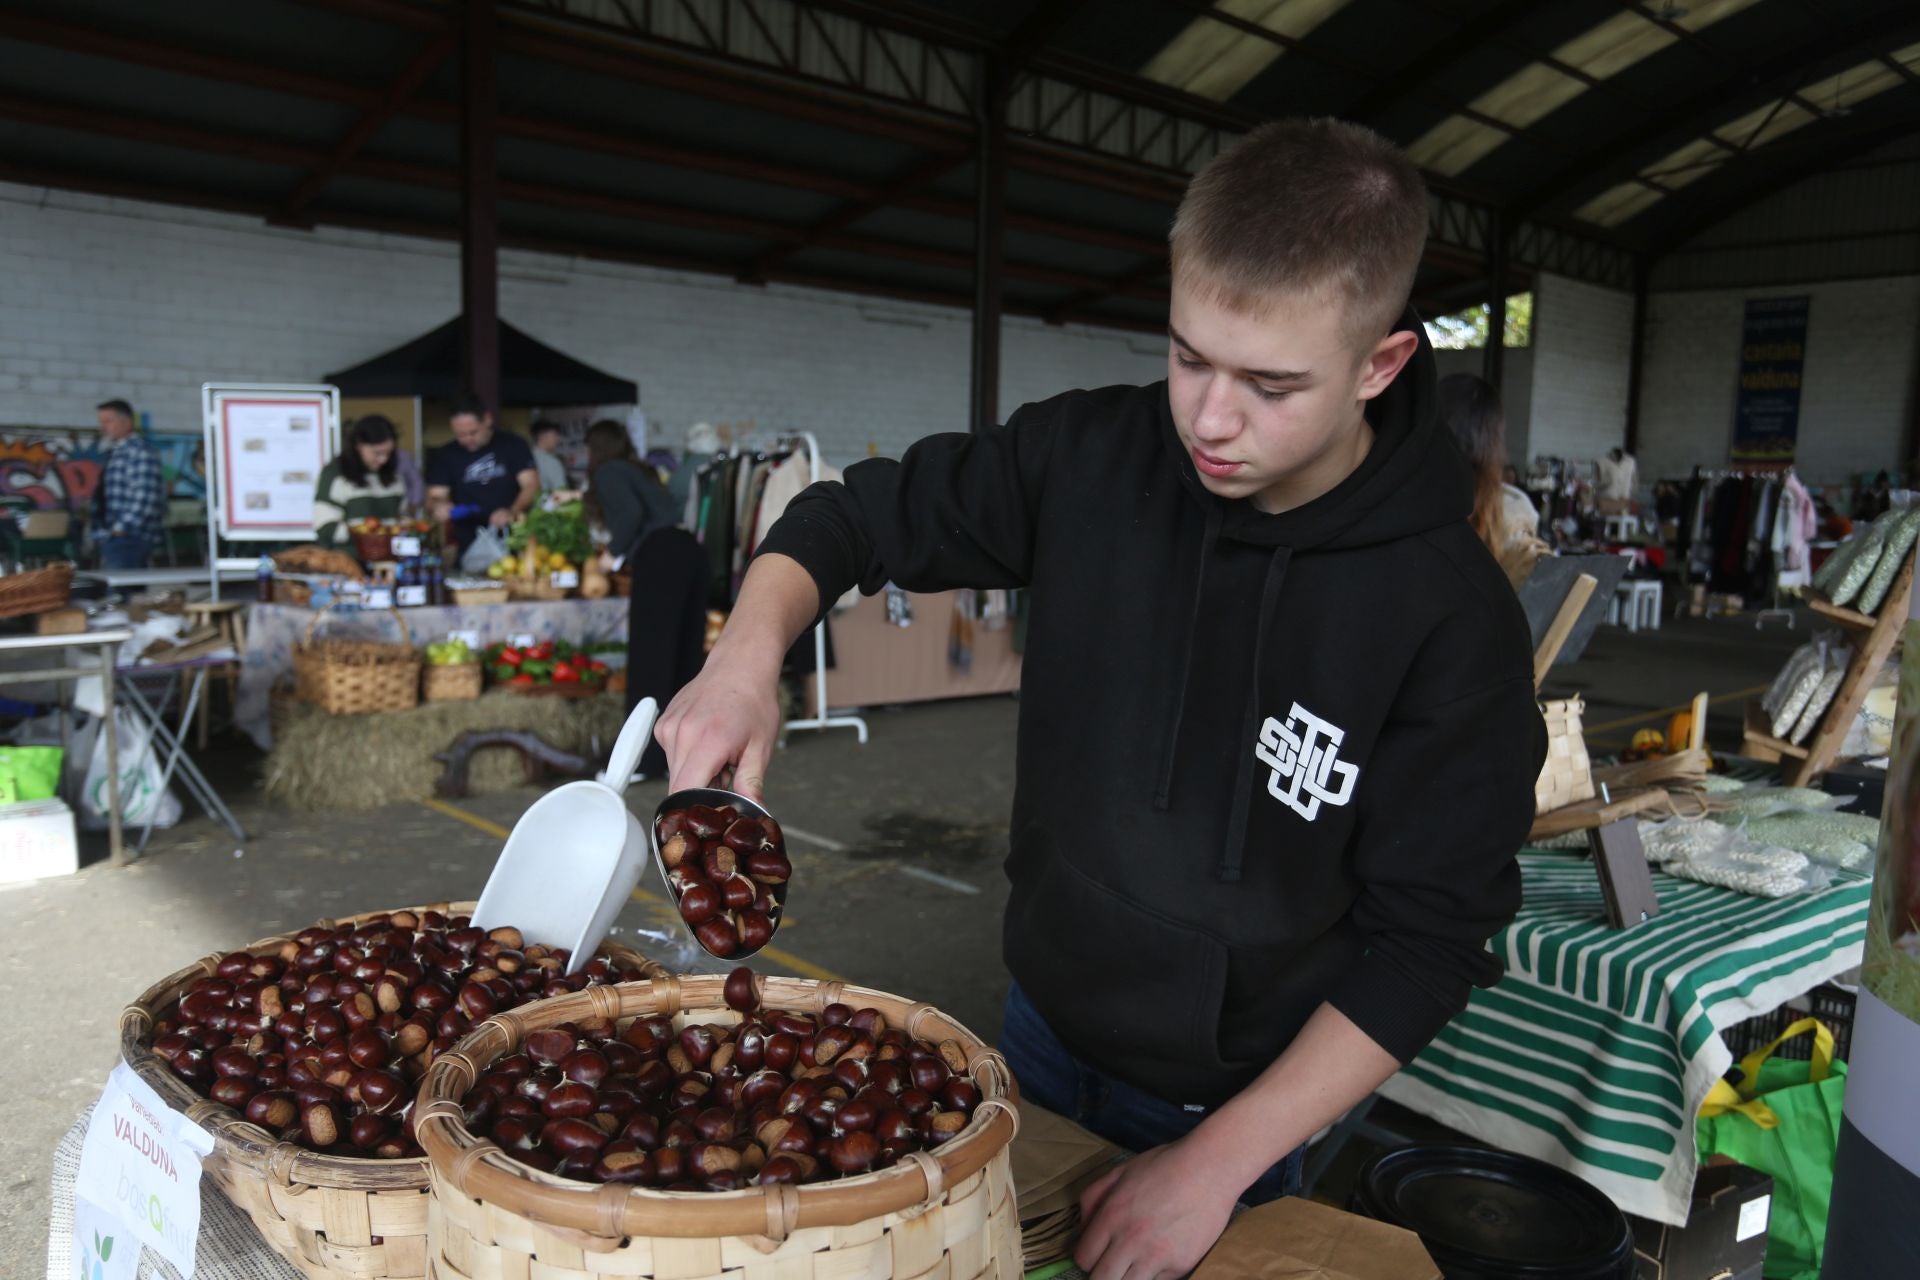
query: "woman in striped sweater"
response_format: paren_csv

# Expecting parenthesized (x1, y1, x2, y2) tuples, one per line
(313, 414, 409, 546)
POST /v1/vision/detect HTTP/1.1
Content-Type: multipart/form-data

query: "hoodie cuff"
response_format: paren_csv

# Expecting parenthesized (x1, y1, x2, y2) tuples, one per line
(1325, 949, 1465, 1065)
(754, 512, 862, 626)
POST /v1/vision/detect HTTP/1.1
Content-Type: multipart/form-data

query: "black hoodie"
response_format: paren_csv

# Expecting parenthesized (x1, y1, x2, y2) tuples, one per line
(757, 315, 1546, 1106)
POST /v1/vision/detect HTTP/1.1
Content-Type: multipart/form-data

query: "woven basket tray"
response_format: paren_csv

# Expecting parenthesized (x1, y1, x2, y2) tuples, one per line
(415, 974, 1022, 1280)
(119, 902, 670, 1280)
(505, 577, 572, 602)
(1536, 696, 1596, 815)
(448, 585, 509, 606)
(294, 603, 421, 716)
(422, 661, 483, 702)
(0, 561, 73, 619)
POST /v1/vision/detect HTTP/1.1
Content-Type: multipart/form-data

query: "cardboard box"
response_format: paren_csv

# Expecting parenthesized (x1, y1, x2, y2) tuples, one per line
(1192, 1198, 1441, 1280)
(1631, 1163, 1772, 1280)
(0, 797, 79, 884)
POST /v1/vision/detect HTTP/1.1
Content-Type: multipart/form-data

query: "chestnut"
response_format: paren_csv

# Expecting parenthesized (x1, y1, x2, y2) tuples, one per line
(357, 1068, 406, 1115)
(757, 1154, 804, 1186)
(735, 1025, 767, 1071)
(688, 1143, 740, 1180)
(669, 1076, 712, 1111)
(683, 805, 725, 839)
(619, 1112, 662, 1149)
(739, 1069, 787, 1109)
(544, 1082, 597, 1120)
(209, 1077, 256, 1109)
(211, 1045, 257, 1079)
(679, 884, 722, 927)
(516, 1074, 557, 1106)
(722, 818, 767, 851)
(701, 846, 738, 882)
(896, 1088, 934, 1118)
(811, 1027, 854, 1067)
(909, 1057, 950, 1093)
(594, 1142, 653, 1184)
(832, 1060, 870, 1095)
(621, 1016, 672, 1056)
(302, 1101, 342, 1148)
(660, 832, 697, 871)
(719, 875, 756, 911)
(542, 1118, 609, 1157)
(926, 1111, 968, 1146)
(348, 1027, 391, 1069)
(393, 1018, 432, 1058)
(763, 1032, 798, 1073)
(409, 980, 454, 1015)
(875, 1108, 916, 1144)
(836, 1099, 878, 1133)
(693, 1107, 737, 1142)
(771, 1012, 816, 1038)
(828, 1131, 880, 1173)
(632, 1060, 675, 1098)
(868, 1061, 909, 1095)
(525, 1028, 576, 1066)
(245, 1090, 299, 1130)
(560, 1048, 610, 1087)
(652, 1147, 686, 1184)
(744, 849, 791, 884)
(693, 918, 738, 957)
(735, 911, 774, 953)
(603, 1042, 643, 1076)
(434, 1009, 471, 1041)
(456, 981, 497, 1020)
(940, 1079, 980, 1115)
(678, 1026, 718, 1069)
(349, 1113, 393, 1150)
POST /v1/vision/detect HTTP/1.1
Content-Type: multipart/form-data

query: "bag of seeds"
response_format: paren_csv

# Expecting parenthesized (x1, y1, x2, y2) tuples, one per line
(1771, 638, 1840, 739)
(1857, 506, 1920, 616)
(1830, 512, 1893, 608)
(1790, 658, 1850, 746)
(1745, 811, 1881, 873)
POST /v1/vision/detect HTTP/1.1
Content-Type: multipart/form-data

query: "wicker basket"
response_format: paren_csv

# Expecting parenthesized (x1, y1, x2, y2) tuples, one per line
(1536, 697, 1596, 814)
(422, 661, 483, 702)
(415, 974, 1022, 1280)
(352, 530, 395, 564)
(119, 902, 670, 1280)
(504, 578, 572, 601)
(295, 604, 422, 716)
(448, 584, 509, 606)
(0, 561, 73, 619)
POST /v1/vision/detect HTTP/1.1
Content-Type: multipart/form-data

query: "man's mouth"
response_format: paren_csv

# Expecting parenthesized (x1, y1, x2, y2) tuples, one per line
(1190, 446, 1243, 479)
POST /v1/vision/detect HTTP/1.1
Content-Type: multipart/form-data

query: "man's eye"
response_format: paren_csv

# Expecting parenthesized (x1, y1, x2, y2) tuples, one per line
(1174, 354, 1206, 371)
(1253, 386, 1291, 402)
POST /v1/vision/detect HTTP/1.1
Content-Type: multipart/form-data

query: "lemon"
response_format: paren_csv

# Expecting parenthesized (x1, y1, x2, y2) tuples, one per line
(486, 563, 506, 580)
(548, 551, 568, 570)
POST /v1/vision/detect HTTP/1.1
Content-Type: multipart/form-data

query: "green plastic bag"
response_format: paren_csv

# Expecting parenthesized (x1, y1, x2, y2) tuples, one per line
(0, 745, 62, 805)
(1697, 1019, 1848, 1280)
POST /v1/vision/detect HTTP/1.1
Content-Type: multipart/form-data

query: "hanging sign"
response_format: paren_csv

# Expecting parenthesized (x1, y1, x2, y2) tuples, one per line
(1729, 296, 1809, 464)
(202, 383, 340, 542)
(72, 1062, 215, 1277)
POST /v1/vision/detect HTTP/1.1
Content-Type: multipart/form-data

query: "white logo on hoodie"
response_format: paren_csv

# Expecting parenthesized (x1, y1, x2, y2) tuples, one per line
(1256, 703, 1359, 822)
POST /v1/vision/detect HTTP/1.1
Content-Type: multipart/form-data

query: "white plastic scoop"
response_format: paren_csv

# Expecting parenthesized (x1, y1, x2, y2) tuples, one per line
(471, 697, 658, 975)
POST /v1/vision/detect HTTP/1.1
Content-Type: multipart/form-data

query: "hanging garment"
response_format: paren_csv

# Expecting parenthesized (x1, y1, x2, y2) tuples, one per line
(625, 529, 710, 777)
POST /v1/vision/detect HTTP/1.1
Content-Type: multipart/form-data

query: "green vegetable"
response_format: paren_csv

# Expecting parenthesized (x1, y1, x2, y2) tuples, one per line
(490, 663, 518, 682)
(507, 501, 592, 567)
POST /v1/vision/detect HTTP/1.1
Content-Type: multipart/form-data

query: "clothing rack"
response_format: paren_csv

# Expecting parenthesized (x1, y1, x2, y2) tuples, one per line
(773, 432, 869, 746)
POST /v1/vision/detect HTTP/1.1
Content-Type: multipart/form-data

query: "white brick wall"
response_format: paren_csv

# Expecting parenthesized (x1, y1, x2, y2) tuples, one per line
(0, 183, 1163, 461)
(1527, 272, 1634, 465)
(1638, 276, 1919, 486)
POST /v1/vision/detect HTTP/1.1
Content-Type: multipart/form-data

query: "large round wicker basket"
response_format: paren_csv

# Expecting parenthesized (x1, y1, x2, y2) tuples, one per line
(119, 903, 670, 1280)
(415, 973, 1022, 1280)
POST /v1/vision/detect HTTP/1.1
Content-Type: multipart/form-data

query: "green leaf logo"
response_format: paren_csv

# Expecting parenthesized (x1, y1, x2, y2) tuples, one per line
(100, 1236, 114, 1261)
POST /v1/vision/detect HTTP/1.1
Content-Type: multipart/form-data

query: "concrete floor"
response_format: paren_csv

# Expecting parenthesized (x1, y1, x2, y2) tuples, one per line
(0, 607, 1809, 1273)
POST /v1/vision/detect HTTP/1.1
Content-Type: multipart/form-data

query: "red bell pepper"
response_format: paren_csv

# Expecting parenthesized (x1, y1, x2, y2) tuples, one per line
(498, 646, 523, 666)
(509, 673, 536, 686)
(552, 661, 581, 683)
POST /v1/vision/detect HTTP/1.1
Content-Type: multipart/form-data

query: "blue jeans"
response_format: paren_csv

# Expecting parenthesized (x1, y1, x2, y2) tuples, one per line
(1001, 982, 1304, 1204)
(99, 533, 152, 570)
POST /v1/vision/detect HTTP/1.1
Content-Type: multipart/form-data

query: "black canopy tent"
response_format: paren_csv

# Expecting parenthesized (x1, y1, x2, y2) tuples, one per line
(324, 318, 638, 406)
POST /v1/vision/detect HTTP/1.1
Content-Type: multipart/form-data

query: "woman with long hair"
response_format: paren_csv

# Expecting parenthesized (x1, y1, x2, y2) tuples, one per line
(1438, 373, 1542, 583)
(313, 414, 409, 546)
(585, 419, 704, 779)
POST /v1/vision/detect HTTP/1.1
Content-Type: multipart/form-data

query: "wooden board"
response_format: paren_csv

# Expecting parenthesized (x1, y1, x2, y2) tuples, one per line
(1788, 553, 1912, 786)
(1529, 785, 1670, 840)
(1743, 698, 1809, 763)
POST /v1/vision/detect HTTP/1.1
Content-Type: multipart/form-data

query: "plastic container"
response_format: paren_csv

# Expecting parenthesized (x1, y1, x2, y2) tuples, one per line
(1355, 1145, 1635, 1279)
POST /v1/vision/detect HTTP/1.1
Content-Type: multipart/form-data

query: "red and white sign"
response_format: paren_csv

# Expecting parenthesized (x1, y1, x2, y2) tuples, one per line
(217, 394, 331, 532)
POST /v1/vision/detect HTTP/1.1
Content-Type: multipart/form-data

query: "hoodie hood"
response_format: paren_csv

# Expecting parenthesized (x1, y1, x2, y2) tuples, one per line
(1164, 307, 1472, 552)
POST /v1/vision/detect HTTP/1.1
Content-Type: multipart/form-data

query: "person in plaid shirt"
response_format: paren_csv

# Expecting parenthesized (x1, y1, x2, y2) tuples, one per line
(95, 398, 166, 569)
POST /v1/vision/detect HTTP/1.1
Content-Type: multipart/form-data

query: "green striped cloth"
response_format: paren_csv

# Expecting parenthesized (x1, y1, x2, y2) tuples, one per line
(1376, 850, 1870, 1226)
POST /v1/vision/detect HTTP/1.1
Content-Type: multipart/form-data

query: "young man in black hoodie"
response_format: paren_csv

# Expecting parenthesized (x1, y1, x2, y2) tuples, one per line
(657, 119, 1544, 1278)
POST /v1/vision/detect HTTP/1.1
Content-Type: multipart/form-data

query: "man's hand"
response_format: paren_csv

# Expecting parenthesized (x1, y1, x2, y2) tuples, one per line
(488, 507, 515, 529)
(1074, 1136, 1237, 1280)
(655, 661, 783, 799)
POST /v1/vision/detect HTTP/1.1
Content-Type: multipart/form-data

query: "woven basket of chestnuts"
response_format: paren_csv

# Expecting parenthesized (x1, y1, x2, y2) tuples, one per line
(413, 969, 1022, 1280)
(118, 902, 668, 1280)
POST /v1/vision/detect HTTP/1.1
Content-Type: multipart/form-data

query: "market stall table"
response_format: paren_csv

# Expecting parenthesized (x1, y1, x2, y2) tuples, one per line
(0, 627, 129, 864)
(235, 600, 629, 748)
(1374, 849, 1869, 1225)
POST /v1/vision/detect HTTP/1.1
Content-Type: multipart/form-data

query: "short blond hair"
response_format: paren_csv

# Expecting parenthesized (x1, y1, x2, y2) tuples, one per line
(1170, 117, 1428, 347)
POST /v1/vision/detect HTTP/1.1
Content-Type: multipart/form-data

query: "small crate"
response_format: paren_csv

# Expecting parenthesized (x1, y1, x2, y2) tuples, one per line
(1722, 984, 1858, 1063)
(421, 661, 482, 702)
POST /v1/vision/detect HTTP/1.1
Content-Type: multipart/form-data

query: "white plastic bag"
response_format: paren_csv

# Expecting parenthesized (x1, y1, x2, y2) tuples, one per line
(461, 525, 511, 576)
(79, 708, 181, 831)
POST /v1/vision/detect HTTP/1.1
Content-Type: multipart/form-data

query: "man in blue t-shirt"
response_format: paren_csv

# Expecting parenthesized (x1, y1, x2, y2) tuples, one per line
(426, 394, 539, 551)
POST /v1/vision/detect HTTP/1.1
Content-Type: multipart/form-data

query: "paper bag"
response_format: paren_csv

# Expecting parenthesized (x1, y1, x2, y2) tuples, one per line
(1011, 1103, 1128, 1220)
(1191, 1198, 1441, 1280)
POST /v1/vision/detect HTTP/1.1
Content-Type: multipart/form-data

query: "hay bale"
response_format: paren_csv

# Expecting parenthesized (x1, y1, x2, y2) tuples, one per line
(265, 690, 627, 811)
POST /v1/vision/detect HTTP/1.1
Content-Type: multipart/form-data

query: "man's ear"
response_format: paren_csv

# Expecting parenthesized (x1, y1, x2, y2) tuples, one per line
(1356, 329, 1420, 403)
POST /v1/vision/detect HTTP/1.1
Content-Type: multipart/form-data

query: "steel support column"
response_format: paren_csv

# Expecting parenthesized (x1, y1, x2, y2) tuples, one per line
(1624, 257, 1650, 454)
(970, 59, 1008, 433)
(461, 0, 500, 409)
(1483, 214, 1507, 392)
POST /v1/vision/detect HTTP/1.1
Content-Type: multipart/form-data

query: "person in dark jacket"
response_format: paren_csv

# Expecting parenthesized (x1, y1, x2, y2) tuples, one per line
(584, 420, 678, 559)
(652, 119, 1544, 1278)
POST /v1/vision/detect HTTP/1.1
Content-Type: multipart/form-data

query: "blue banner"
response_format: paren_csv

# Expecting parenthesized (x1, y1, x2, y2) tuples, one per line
(1731, 295, 1809, 463)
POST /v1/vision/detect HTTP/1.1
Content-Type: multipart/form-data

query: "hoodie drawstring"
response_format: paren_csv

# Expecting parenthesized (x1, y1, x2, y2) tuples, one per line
(1218, 545, 1292, 882)
(1152, 504, 1222, 811)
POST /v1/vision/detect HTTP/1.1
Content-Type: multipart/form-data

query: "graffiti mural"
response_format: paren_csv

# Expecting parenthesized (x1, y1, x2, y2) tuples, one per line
(0, 430, 199, 513)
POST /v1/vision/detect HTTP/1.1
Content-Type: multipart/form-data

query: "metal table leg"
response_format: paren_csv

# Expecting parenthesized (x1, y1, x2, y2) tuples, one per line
(120, 672, 246, 848)
(101, 641, 123, 867)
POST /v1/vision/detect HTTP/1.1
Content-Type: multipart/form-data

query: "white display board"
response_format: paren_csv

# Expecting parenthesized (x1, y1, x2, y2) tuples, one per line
(201, 383, 340, 542)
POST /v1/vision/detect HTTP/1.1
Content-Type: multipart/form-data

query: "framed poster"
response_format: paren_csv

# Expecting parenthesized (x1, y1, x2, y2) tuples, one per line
(201, 383, 339, 541)
(1730, 295, 1809, 464)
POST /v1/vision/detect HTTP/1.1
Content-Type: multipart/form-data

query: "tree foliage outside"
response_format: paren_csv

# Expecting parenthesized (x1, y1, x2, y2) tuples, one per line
(1425, 292, 1533, 350)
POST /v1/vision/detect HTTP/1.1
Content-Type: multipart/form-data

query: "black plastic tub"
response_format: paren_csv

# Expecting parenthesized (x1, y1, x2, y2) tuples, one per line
(1354, 1145, 1636, 1279)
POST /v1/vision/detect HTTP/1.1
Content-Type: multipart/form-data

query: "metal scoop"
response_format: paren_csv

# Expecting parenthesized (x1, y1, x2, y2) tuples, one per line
(471, 697, 659, 975)
(650, 786, 790, 962)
